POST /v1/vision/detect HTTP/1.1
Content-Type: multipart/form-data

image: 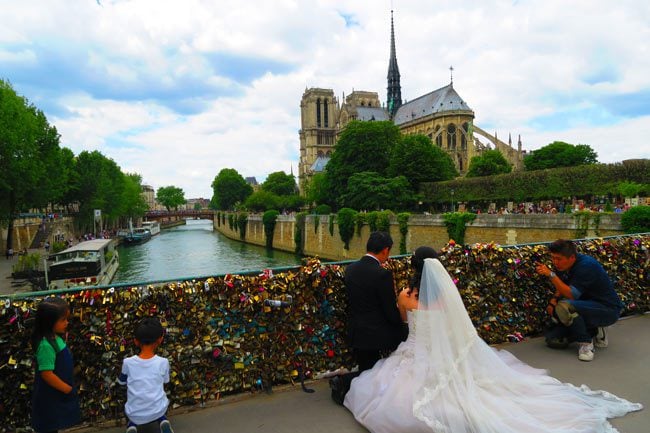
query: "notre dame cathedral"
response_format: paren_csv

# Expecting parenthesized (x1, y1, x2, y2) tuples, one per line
(298, 11, 526, 193)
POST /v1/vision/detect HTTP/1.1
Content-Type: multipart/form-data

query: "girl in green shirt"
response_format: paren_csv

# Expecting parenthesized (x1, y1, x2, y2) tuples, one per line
(30, 297, 80, 433)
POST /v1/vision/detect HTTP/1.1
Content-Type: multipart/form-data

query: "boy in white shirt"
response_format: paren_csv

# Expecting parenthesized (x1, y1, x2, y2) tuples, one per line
(117, 317, 174, 433)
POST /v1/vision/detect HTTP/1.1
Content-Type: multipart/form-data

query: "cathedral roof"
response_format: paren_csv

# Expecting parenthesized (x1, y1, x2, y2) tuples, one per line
(393, 84, 473, 125)
(356, 106, 390, 121)
(310, 156, 330, 172)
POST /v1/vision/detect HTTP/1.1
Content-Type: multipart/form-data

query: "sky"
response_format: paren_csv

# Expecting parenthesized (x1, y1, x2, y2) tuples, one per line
(2, 0, 649, 199)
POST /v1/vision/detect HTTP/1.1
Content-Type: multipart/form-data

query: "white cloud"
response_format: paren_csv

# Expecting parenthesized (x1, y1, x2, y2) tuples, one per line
(4, 0, 650, 198)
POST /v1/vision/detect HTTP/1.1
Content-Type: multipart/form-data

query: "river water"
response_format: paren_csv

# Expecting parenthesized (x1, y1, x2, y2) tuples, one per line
(112, 219, 301, 284)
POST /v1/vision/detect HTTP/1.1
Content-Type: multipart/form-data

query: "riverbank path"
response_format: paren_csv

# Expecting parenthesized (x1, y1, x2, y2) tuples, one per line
(78, 314, 648, 433)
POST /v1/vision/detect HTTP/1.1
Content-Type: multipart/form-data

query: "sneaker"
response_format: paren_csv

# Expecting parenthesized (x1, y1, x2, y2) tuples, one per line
(594, 327, 608, 348)
(160, 420, 174, 433)
(578, 342, 594, 362)
(126, 426, 137, 433)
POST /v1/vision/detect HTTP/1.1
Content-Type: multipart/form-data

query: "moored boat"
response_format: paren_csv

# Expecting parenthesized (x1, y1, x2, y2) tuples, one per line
(141, 220, 161, 236)
(123, 227, 152, 245)
(48, 239, 119, 289)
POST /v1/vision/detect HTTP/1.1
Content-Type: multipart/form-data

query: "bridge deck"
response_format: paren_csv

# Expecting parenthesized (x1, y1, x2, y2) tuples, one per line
(81, 314, 649, 433)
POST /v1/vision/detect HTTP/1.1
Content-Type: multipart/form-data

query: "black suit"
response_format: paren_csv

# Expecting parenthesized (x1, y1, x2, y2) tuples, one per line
(329, 255, 404, 404)
(345, 255, 404, 366)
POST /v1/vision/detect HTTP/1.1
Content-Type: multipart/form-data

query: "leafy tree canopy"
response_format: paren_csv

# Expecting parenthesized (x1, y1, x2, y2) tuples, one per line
(388, 134, 458, 189)
(156, 185, 186, 211)
(245, 190, 280, 212)
(211, 168, 253, 210)
(341, 171, 415, 211)
(262, 171, 297, 196)
(466, 149, 512, 178)
(303, 172, 329, 206)
(325, 120, 400, 206)
(524, 141, 598, 171)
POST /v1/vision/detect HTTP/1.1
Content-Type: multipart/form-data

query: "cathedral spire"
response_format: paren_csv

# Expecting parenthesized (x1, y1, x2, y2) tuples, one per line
(387, 9, 402, 119)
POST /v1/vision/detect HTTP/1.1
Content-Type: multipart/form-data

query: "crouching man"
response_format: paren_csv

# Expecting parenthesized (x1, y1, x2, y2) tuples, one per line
(536, 239, 623, 362)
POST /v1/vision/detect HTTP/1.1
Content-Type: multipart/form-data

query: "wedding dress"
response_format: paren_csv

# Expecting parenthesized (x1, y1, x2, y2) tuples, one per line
(344, 258, 642, 433)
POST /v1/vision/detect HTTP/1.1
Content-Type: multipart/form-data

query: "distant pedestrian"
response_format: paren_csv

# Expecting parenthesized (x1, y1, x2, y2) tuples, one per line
(44, 241, 50, 253)
(6, 248, 13, 260)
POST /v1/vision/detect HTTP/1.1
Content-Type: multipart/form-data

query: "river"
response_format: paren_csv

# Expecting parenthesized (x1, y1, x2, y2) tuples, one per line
(112, 219, 301, 284)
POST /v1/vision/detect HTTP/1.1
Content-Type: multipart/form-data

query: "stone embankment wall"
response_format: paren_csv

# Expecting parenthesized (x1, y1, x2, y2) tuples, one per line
(1, 217, 76, 254)
(215, 213, 623, 260)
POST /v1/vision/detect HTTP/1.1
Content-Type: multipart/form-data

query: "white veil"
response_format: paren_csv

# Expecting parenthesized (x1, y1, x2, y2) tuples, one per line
(411, 258, 642, 433)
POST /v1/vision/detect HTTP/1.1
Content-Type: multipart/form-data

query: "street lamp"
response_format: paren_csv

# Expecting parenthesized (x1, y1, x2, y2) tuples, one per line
(451, 189, 455, 212)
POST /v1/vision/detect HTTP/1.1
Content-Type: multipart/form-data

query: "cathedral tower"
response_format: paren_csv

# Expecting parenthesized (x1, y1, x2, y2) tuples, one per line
(386, 10, 402, 119)
(298, 88, 339, 193)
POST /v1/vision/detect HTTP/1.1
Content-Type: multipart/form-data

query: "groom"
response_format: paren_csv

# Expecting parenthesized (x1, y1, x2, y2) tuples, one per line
(330, 231, 405, 404)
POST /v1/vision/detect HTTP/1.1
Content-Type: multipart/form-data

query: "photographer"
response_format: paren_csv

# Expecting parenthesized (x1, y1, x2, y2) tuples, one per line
(536, 239, 623, 362)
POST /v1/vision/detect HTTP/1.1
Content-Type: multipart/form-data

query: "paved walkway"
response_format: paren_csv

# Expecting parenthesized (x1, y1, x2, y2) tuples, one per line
(0, 248, 43, 296)
(77, 314, 648, 433)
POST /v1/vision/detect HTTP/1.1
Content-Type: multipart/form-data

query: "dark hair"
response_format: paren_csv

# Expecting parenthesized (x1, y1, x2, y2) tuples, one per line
(31, 297, 69, 351)
(548, 239, 577, 258)
(135, 317, 164, 345)
(409, 246, 439, 289)
(366, 231, 393, 254)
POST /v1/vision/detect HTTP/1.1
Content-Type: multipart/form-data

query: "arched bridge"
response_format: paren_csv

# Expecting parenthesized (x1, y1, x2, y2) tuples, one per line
(144, 210, 216, 221)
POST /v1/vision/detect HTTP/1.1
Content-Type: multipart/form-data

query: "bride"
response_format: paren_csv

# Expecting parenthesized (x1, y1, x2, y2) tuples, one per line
(344, 257, 642, 433)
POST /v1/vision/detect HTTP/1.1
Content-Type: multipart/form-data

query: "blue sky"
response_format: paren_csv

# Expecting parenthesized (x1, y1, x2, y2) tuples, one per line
(1, 0, 649, 198)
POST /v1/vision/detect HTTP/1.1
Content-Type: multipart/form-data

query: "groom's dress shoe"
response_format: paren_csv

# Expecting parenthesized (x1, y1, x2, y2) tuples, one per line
(329, 376, 345, 405)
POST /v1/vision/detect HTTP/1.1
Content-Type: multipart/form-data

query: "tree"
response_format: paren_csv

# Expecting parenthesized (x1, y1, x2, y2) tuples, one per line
(388, 134, 458, 189)
(244, 190, 280, 212)
(120, 173, 148, 220)
(303, 172, 329, 205)
(193, 202, 202, 210)
(524, 141, 598, 171)
(211, 168, 253, 210)
(0, 80, 70, 250)
(262, 171, 297, 196)
(71, 150, 130, 230)
(466, 150, 512, 178)
(156, 186, 186, 211)
(325, 120, 400, 207)
(341, 171, 415, 210)
(617, 181, 646, 198)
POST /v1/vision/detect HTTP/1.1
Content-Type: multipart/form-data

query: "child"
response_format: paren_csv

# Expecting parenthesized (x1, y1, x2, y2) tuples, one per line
(117, 317, 174, 433)
(31, 296, 80, 433)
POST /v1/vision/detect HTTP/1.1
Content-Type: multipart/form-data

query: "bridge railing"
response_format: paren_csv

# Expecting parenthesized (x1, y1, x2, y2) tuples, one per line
(1, 234, 647, 430)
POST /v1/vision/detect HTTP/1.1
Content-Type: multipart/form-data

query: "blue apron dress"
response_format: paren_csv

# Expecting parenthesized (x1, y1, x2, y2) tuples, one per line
(31, 342, 81, 432)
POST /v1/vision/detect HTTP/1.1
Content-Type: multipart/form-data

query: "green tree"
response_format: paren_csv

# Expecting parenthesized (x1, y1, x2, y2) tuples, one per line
(156, 186, 186, 211)
(63, 150, 138, 231)
(193, 202, 202, 210)
(466, 150, 512, 178)
(342, 172, 415, 210)
(245, 190, 280, 212)
(524, 141, 598, 171)
(0, 80, 70, 250)
(121, 173, 148, 220)
(325, 120, 400, 206)
(262, 171, 297, 196)
(617, 181, 646, 198)
(303, 172, 328, 205)
(211, 168, 253, 210)
(621, 206, 650, 233)
(388, 134, 458, 189)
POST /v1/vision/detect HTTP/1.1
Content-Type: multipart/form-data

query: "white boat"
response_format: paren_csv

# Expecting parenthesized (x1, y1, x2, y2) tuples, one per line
(47, 239, 119, 289)
(141, 220, 161, 236)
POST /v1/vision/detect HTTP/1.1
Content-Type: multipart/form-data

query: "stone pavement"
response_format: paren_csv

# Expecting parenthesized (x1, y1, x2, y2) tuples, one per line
(77, 314, 649, 433)
(0, 250, 34, 296)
